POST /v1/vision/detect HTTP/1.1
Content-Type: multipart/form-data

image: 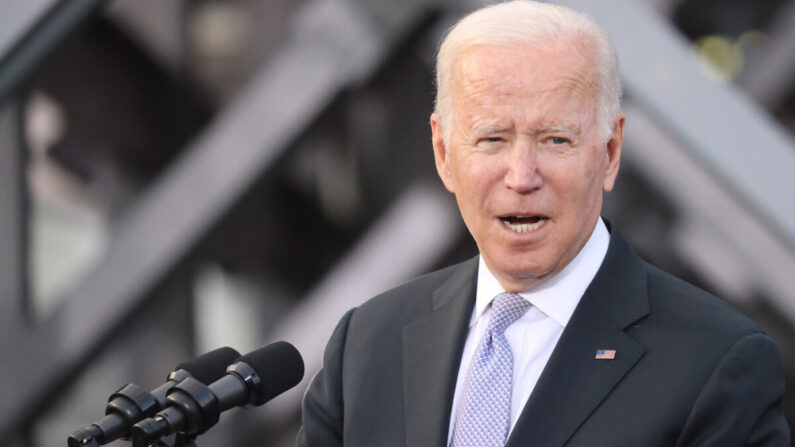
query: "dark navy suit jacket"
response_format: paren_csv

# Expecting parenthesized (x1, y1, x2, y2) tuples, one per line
(298, 223, 790, 446)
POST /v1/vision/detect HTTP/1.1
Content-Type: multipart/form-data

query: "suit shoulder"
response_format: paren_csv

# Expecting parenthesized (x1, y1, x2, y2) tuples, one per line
(643, 262, 763, 338)
(355, 258, 473, 318)
(338, 258, 475, 363)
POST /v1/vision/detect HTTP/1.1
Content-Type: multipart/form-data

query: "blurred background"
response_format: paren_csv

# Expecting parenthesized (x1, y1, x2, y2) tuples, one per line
(1, 0, 794, 445)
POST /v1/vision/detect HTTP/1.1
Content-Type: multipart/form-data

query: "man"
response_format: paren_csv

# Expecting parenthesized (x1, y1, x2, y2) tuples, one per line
(298, 1, 790, 446)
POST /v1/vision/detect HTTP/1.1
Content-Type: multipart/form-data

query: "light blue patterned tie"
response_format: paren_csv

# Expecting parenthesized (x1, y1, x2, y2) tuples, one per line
(450, 292, 531, 447)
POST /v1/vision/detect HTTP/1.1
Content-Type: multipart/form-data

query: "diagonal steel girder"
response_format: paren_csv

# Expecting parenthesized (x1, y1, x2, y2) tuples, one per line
(0, 0, 108, 104)
(0, 0, 58, 58)
(263, 182, 462, 421)
(0, 0, 437, 439)
(0, 0, 109, 358)
(738, 1, 795, 109)
(552, 0, 795, 321)
(555, 0, 795, 248)
(0, 100, 28, 347)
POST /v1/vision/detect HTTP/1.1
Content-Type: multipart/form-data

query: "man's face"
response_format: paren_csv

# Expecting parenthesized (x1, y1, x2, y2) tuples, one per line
(431, 43, 624, 292)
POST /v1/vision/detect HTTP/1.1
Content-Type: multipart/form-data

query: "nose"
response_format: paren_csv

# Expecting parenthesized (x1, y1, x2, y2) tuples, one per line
(504, 145, 543, 193)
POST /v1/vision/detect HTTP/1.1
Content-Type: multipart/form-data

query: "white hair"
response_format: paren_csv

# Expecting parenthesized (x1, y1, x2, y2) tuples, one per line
(434, 0, 622, 142)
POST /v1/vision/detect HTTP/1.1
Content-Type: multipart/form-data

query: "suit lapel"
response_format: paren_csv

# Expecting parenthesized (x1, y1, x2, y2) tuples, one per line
(403, 258, 478, 447)
(507, 227, 650, 447)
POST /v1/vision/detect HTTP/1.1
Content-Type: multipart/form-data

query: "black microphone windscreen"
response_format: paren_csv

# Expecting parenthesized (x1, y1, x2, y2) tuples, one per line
(176, 347, 240, 384)
(238, 341, 304, 405)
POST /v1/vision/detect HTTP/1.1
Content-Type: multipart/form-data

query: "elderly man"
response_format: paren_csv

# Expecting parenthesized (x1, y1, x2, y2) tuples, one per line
(298, 1, 789, 446)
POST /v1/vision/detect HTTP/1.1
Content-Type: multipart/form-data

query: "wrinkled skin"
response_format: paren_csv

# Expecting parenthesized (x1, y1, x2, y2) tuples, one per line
(431, 42, 625, 292)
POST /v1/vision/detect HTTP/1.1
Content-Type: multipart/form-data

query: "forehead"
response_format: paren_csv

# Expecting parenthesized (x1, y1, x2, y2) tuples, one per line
(452, 42, 598, 109)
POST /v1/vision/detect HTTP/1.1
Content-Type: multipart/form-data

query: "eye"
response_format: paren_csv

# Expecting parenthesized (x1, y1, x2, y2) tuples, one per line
(478, 136, 505, 146)
(549, 136, 570, 145)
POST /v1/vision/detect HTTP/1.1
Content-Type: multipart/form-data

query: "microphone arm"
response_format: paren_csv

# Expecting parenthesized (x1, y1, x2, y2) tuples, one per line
(131, 362, 259, 447)
(67, 347, 240, 447)
(131, 341, 304, 447)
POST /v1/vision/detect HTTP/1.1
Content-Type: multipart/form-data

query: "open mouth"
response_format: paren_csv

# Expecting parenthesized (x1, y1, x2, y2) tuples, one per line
(500, 215, 548, 233)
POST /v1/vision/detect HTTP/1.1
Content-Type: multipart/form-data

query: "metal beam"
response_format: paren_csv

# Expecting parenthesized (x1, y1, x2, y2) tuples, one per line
(105, 0, 185, 74)
(263, 182, 461, 421)
(0, 0, 107, 104)
(637, 0, 683, 16)
(738, 1, 795, 109)
(557, 0, 795, 249)
(623, 103, 795, 324)
(547, 0, 795, 323)
(0, 99, 28, 342)
(0, 0, 58, 60)
(0, 0, 436, 438)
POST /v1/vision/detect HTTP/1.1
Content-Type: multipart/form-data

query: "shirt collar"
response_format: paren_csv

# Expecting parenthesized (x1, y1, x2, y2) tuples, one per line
(473, 217, 610, 328)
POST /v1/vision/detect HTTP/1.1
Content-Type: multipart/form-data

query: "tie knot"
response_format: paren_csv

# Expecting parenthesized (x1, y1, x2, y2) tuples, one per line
(489, 292, 531, 335)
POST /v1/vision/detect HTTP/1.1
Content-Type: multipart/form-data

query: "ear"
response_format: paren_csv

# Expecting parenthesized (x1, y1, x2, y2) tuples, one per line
(430, 113, 456, 193)
(602, 113, 625, 192)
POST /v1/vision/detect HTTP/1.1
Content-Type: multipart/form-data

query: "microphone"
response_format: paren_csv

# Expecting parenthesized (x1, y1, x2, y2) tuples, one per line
(68, 347, 240, 447)
(130, 341, 304, 447)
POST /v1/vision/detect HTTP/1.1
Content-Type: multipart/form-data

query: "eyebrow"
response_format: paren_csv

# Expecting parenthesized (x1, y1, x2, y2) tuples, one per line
(537, 125, 582, 136)
(535, 124, 582, 138)
(472, 124, 510, 135)
(470, 123, 584, 137)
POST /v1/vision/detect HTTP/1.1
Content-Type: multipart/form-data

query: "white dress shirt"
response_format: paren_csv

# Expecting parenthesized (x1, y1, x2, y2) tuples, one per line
(447, 218, 610, 442)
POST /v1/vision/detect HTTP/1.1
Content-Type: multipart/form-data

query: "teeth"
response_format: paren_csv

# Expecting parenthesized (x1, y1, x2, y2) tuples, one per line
(501, 218, 545, 233)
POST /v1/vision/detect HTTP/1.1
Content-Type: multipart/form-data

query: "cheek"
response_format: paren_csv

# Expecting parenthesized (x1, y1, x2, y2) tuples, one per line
(451, 152, 497, 185)
(545, 157, 603, 206)
(449, 155, 501, 211)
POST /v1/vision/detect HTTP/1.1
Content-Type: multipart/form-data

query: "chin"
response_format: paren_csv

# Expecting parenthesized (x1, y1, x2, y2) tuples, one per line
(501, 250, 552, 274)
(492, 259, 555, 291)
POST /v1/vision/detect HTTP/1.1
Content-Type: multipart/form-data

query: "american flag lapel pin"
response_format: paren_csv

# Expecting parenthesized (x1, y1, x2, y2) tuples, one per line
(595, 349, 616, 360)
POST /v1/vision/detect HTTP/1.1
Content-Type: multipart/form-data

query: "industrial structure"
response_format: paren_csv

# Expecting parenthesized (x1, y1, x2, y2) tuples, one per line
(1, 0, 793, 445)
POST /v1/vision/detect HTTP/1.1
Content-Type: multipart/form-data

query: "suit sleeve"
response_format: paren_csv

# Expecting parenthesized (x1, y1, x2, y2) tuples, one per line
(675, 332, 790, 446)
(297, 308, 355, 447)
